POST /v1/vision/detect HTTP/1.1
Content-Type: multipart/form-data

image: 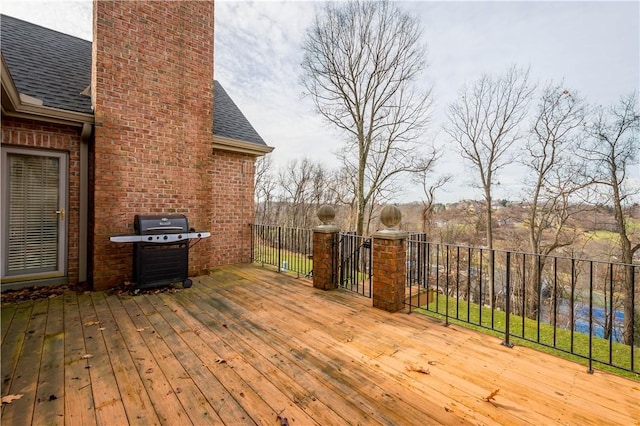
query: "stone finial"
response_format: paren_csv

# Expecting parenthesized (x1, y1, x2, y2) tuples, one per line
(317, 205, 335, 225)
(380, 205, 402, 230)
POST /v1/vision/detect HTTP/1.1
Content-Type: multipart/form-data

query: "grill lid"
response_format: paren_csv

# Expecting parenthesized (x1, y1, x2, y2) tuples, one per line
(134, 214, 189, 235)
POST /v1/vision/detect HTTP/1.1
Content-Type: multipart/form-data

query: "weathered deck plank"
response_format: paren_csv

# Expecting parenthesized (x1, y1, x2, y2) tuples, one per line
(152, 290, 322, 425)
(2, 299, 49, 425)
(1, 263, 639, 426)
(219, 267, 526, 425)
(76, 292, 128, 425)
(62, 291, 96, 426)
(33, 295, 65, 424)
(1, 301, 33, 399)
(137, 294, 249, 425)
(207, 274, 468, 425)
(1, 303, 16, 343)
(89, 292, 162, 425)
(116, 295, 210, 425)
(174, 281, 380, 425)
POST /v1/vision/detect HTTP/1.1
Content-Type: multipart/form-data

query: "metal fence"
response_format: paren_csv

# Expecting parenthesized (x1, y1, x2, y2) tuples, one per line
(406, 236, 639, 375)
(251, 224, 313, 278)
(250, 225, 639, 375)
(338, 232, 372, 297)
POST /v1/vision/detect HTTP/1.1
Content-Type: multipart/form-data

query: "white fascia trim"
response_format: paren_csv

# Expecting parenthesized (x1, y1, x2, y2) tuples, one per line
(212, 134, 274, 156)
(1, 55, 93, 127)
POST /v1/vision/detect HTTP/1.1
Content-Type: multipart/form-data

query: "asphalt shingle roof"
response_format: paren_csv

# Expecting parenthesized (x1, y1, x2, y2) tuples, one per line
(1, 15, 267, 147)
(213, 80, 267, 146)
(1, 15, 93, 114)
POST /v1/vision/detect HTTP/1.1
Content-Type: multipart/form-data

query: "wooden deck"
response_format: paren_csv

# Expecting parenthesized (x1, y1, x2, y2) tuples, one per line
(1, 264, 639, 425)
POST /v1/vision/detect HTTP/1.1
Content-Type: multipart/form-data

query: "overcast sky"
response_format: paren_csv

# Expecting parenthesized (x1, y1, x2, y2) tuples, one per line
(2, 0, 638, 203)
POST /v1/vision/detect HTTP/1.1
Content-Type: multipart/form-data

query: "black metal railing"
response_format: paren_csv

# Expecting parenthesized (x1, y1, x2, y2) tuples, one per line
(406, 237, 639, 375)
(338, 232, 372, 297)
(251, 224, 313, 278)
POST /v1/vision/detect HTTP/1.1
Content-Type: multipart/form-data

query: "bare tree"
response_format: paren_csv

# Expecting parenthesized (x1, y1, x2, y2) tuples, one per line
(580, 92, 640, 345)
(278, 158, 330, 228)
(411, 151, 451, 234)
(254, 155, 277, 224)
(522, 83, 588, 317)
(301, 0, 433, 236)
(446, 65, 534, 305)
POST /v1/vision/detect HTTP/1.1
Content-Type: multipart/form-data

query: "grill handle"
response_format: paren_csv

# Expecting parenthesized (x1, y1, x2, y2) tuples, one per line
(146, 226, 185, 231)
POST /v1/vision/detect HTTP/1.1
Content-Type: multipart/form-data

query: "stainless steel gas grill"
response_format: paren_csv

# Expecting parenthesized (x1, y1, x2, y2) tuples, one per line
(110, 214, 210, 290)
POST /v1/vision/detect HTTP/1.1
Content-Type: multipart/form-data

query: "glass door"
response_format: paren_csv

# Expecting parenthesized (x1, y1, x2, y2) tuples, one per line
(2, 147, 67, 283)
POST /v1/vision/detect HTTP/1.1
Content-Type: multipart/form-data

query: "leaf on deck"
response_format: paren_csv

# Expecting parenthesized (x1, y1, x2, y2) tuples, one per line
(215, 358, 226, 364)
(1, 394, 23, 404)
(484, 389, 500, 402)
(406, 366, 430, 375)
(84, 321, 100, 327)
(276, 409, 289, 426)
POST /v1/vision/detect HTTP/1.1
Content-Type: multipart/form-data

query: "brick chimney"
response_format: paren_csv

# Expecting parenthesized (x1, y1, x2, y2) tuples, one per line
(91, 0, 215, 290)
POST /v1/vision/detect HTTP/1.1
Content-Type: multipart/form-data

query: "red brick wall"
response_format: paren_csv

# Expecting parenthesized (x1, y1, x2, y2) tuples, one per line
(1, 117, 82, 285)
(209, 152, 256, 265)
(92, 0, 216, 289)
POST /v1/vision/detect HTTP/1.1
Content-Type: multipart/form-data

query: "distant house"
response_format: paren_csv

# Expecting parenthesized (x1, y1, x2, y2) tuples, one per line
(1, 2, 272, 291)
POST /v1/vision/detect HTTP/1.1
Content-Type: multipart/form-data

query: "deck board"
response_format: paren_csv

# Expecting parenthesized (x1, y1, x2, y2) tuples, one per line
(1, 263, 639, 425)
(76, 292, 129, 425)
(62, 291, 97, 426)
(140, 293, 254, 425)
(211, 276, 466, 424)
(117, 296, 208, 425)
(33, 296, 65, 425)
(3, 299, 49, 426)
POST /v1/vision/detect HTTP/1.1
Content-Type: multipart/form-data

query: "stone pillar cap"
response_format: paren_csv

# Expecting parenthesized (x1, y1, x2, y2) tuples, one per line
(372, 229, 408, 240)
(313, 224, 340, 233)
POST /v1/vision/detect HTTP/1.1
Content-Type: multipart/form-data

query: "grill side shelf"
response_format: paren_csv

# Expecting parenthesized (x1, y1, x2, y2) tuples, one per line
(110, 232, 211, 243)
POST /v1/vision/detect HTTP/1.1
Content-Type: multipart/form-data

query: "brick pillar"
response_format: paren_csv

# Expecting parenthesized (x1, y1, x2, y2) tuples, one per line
(371, 204, 407, 312)
(312, 205, 339, 290)
(312, 225, 339, 290)
(372, 231, 408, 312)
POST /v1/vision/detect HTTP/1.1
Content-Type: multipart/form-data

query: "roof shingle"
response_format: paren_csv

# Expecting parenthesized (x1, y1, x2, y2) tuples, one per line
(213, 80, 267, 146)
(1, 15, 267, 147)
(1, 15, 93, 114)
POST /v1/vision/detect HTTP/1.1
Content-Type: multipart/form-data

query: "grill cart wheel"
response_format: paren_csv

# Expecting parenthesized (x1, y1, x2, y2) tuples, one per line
(183, 279, 193, 288)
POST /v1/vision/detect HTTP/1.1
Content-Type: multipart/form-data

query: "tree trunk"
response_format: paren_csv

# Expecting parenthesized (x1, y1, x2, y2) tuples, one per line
(485, 192, 495, 308)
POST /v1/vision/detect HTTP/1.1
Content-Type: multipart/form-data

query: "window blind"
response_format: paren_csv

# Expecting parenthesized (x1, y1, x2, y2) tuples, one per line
(7, 154, 60, 275)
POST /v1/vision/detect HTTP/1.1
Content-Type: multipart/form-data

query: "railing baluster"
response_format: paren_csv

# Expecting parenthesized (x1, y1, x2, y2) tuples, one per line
(608, 262, 614, 364)
(467, 247, 471, 321)
(445, 245, 450, 326)
(630, 266, 635, 372)
(588, 260, 594, 374)
(537, 255, 541, 344)
(553, 256, 558, 347)
(570, 258, 575, 354)
(521, 252, 526, 338)
(502, 251, 513, 348)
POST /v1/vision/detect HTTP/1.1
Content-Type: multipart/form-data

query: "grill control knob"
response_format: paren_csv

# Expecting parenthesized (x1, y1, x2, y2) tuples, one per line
(147, 236, 153, 241)
(197, 233, 202, 237)
(163, 235, 168, 240)
(178, 234, 183, 239)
